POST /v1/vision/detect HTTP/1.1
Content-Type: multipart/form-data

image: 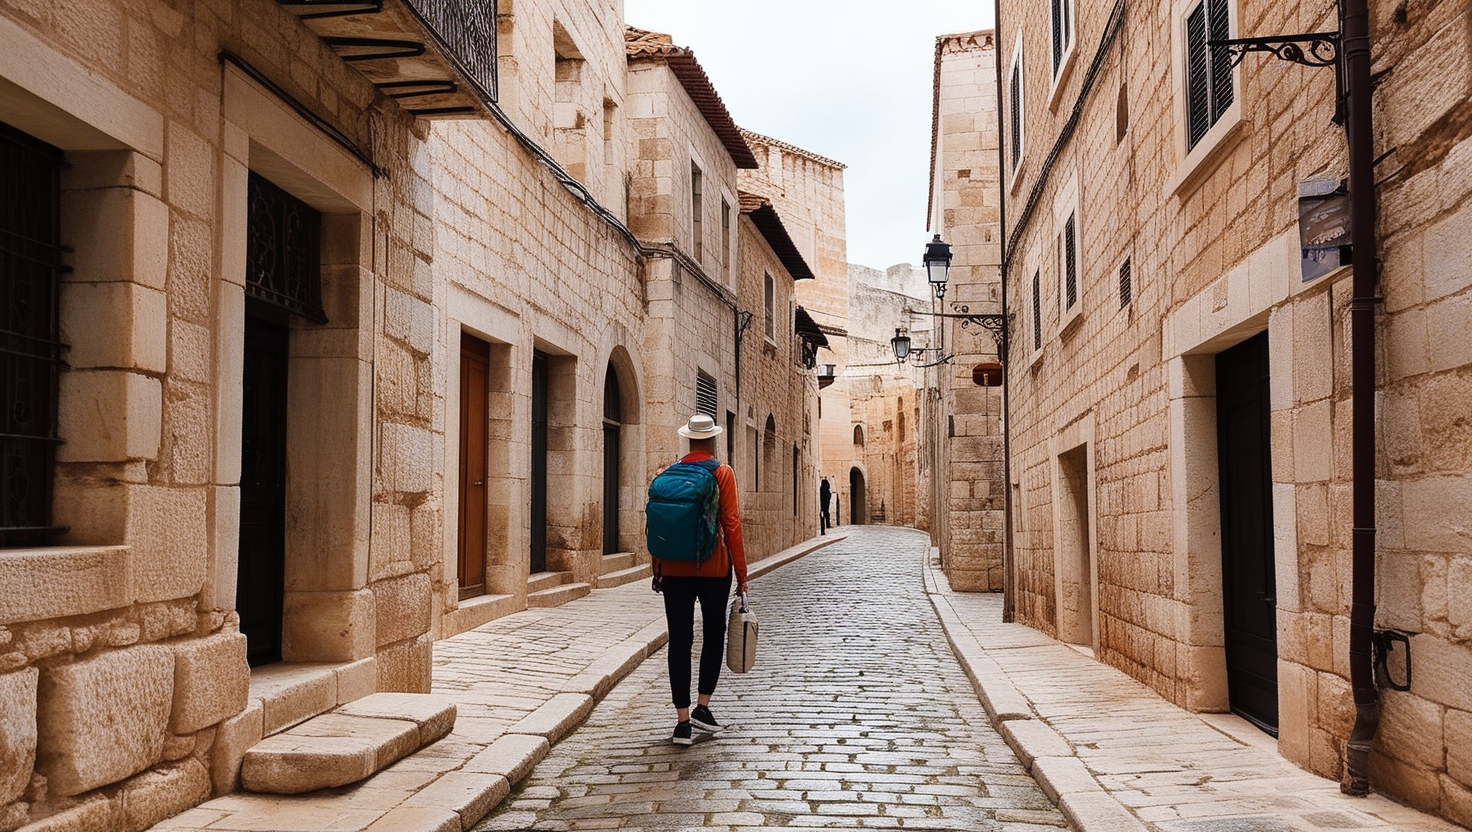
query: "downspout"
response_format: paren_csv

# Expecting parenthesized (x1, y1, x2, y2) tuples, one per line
(994, 1, 1016, 623)
(1341, 0, 1379, 796)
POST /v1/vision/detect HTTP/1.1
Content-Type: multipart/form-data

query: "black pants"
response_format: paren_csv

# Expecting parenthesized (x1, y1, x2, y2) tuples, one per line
(662, 573, 732, 709)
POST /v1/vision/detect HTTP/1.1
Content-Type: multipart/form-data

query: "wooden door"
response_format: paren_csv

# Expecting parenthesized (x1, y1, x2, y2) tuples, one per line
(238, 312, 289, 667)
(529, 350, 548, 573)
(1217, 331, 1279, 734)
(457, 334, 489, 599)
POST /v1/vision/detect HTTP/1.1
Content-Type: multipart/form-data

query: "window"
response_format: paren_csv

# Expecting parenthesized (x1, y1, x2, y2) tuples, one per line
(1119, 257, 1133, 307)
(792, 444, 800, 517)
(1031, 270, 1043, 352)
(695, 370, 717, 418)
(853, 425, 865, 447)
(721, 198, 732, 283)
(1116, 83, 1129, 143)
(1059, 212, 1079, 315)
(763, 415, 776, 491)
(690, 162, 703, 260)
(0, 122, 65, 545)
(1050, 0, 1074, 76)
(1008, 41, 1025, 174)
(1185, 0, 1234, 150)
(763, 272, 776, 343)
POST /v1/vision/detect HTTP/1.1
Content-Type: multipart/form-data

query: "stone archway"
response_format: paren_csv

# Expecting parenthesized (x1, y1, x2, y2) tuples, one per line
(849, 467, 867, 526)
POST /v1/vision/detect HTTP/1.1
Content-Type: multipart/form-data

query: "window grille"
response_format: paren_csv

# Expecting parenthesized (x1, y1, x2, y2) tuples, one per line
(1119, 258, 1133, 307)
(0, 121, 67, 545)
(1185, 0, 1234, 149)
(1009, 53, 1024, 171)
(1063, 213, 1078, 311)
(247, 173, 326, 322)
(695, 371, 717, 418)
(1031, 271, 1043, 351)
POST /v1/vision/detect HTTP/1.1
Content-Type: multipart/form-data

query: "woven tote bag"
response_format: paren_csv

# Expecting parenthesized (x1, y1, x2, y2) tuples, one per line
(726, 593, 759, 673)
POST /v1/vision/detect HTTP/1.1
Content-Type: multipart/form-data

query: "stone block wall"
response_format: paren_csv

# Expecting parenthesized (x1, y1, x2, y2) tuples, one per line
(929, 31, 1004, 591)
(995, 0, 1472, 820)
(0, 0, 435, 824)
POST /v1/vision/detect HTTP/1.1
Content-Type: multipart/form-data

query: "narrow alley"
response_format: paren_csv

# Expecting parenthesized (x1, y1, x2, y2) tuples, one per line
(478, 526, 1065, 831)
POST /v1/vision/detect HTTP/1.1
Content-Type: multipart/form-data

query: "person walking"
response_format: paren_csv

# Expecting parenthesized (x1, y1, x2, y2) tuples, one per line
(654, 413, 748, 746)
(819, 477, 831, 535)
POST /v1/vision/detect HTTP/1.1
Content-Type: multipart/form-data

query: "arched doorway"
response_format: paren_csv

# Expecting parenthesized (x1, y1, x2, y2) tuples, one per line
(849, 467, 867, 525)
(603, 363, 622, 555)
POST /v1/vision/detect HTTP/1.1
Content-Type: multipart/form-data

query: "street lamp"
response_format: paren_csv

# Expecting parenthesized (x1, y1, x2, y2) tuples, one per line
(891, 327, 951, 368)
(890, 329, 912, 363)
(923, 234, 953, 298)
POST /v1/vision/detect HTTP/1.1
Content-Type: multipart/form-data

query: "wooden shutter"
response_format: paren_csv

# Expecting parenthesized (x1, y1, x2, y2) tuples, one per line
(1009, 60, 1023, 170)
(695, 371, 717, 418)
(1185, 2, 1211, 148)
(1208, 0, 1234, 122)
(1032, 271, 1043, 351)
(1051, 0, 1064, 71)
(1063, 214, 1078, 310)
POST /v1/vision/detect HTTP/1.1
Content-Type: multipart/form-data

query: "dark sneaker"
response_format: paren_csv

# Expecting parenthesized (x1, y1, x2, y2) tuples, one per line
(690, 705, 722, 734)
(672, 720, 693, 746)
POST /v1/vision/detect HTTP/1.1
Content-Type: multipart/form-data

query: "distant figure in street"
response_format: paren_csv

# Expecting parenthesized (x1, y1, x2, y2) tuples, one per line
(651, 413, 748, 746)
(819, 477, 832, 535)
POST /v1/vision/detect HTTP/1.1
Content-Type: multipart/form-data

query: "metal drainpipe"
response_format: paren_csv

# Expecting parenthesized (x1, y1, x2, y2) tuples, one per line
(994, 0, 1016, 623)
(1341, 0, 1380, 796)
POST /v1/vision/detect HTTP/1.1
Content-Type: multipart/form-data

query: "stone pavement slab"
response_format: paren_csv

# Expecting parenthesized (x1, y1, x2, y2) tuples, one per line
(923, 550, 1463, 832)
(477, 526, 1068, 831)
(149, 536, 841, 832)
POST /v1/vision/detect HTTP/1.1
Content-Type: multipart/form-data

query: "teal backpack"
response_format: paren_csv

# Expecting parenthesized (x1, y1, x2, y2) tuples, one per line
(646, 458, 722, 563)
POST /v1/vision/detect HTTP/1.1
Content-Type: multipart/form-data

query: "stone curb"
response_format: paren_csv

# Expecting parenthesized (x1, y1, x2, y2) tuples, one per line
(921, 553, 1148, 832)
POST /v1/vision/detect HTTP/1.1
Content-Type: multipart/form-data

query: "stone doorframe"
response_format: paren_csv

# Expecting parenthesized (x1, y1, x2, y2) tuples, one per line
(443, 288, 522, 600)
(215, 64, 376, 665)
(1163, 228, 1306, 714)
(600, 339, 644, 557)
(1049, 414, 1098, 650)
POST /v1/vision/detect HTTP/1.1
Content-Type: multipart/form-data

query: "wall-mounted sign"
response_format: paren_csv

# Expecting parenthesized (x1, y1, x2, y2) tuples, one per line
(1299, 177, 1352, 283)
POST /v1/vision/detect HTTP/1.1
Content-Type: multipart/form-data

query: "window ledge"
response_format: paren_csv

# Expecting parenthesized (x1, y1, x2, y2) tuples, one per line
(1058, 305, 1084, 339)
(1165, 101, 1247, 200)
(0, 545, 131, 624)
(1008, 155, 1028, 197)
(1047, 46, 1079, 113)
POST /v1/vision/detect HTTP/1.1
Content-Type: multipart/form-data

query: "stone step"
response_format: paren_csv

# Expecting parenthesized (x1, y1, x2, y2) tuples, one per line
(239, 693, 456, 794)
(596, 563, 651, 588)
(526, 570, 571, 594)
(599, 552, 637, 573)
(526, 581, 591, 608)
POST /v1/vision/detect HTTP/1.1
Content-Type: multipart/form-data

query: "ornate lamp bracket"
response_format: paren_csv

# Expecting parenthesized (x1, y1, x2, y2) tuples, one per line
(1208, 32, 1340, 69)
(947, 303, 1008, 357)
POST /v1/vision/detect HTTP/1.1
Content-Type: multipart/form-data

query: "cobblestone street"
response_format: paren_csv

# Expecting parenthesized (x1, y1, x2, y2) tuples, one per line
(478, 526, 1068, 831)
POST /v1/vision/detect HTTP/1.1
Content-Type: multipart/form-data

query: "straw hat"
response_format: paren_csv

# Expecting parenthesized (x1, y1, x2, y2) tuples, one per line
(678, 413, 723, 439)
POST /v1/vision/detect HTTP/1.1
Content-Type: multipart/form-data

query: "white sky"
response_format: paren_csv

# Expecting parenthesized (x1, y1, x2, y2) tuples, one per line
(622, 0, 996, 271)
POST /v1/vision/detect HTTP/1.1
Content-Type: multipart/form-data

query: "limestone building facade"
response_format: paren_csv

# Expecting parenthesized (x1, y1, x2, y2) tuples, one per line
(0, 1, 830, 827)
(926, 30, 1007, 591)
(994, 0, 1472, 819)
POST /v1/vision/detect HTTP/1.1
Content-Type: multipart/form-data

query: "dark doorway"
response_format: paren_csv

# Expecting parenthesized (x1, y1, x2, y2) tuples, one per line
(849, 467, 867, 525)
(1216, 331, 1279, 735)
(602, 364, 621, 555)
(458, 333, 490, 599)
(530, 350, 549, 573)
(238, 311, 289, 667)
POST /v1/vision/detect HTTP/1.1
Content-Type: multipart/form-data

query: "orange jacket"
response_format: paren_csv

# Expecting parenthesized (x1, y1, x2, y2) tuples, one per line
(653, 451, 747, 586)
